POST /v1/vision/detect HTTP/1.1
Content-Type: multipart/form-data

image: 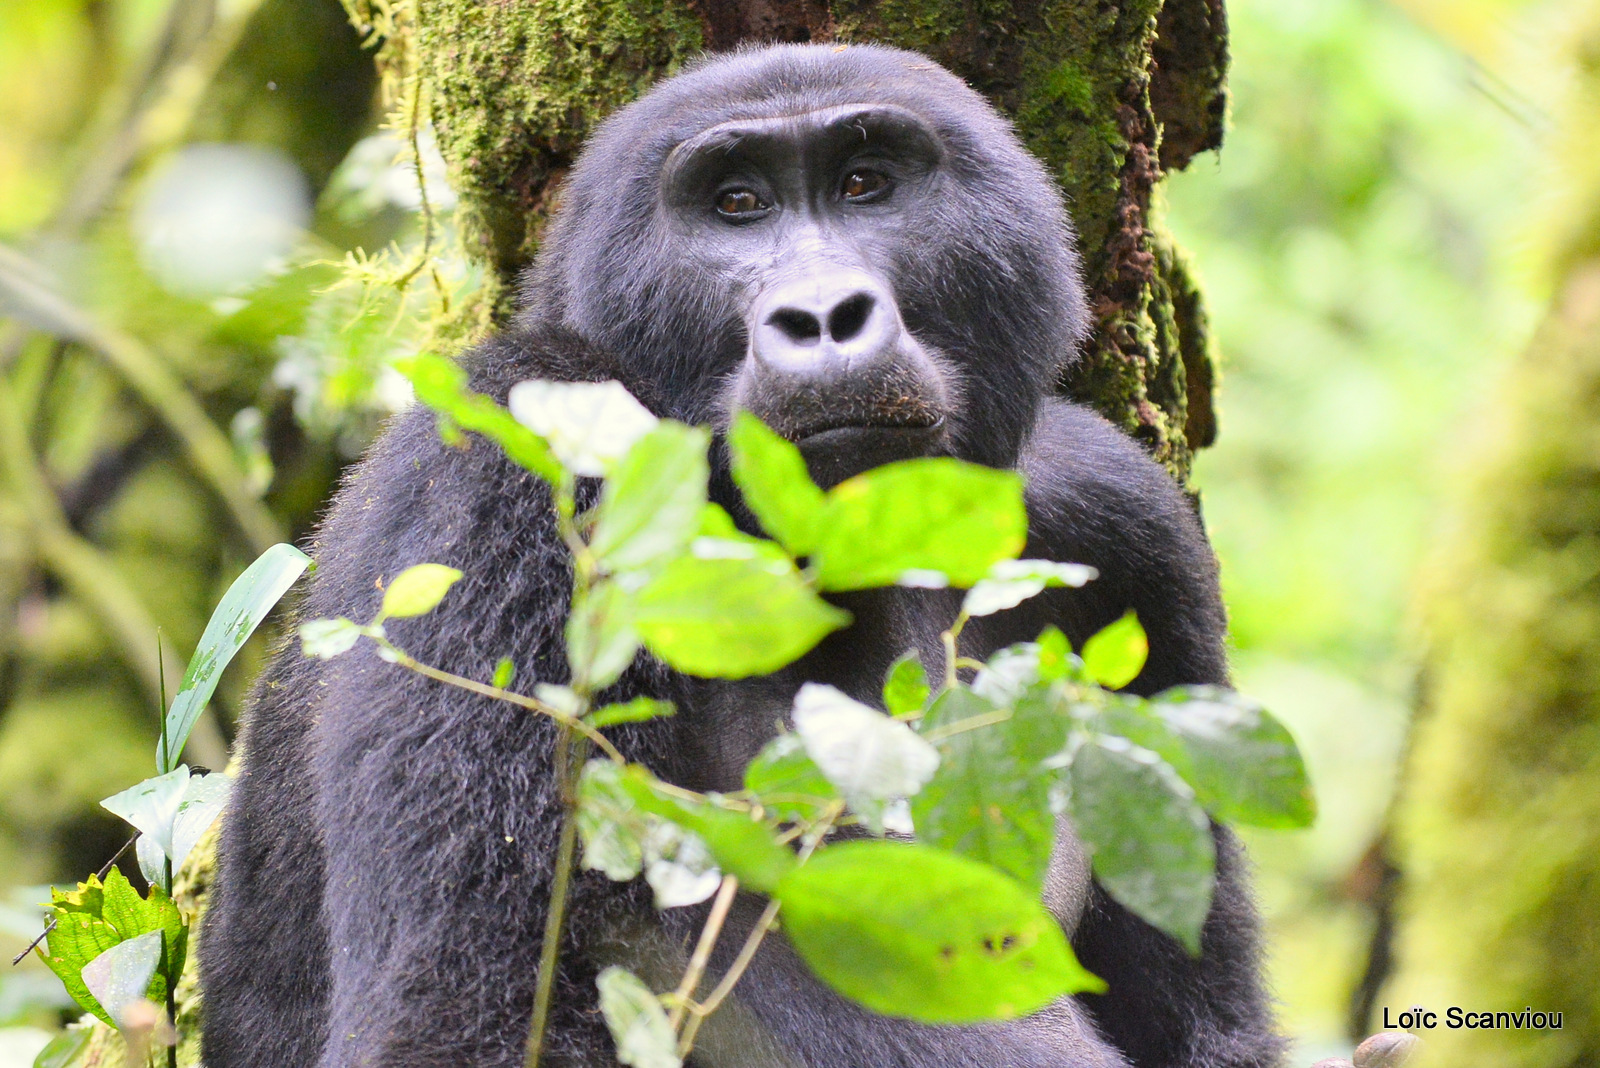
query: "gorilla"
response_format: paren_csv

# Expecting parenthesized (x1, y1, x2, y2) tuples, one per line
(201, 43, 1283, 1068)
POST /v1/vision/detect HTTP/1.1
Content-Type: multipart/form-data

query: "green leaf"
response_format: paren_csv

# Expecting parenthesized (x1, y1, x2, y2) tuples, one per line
(1149, 686, 1316, 829)
(380, 563, 463, 619)
(1035, 626, 1077, 683)
(792, 683, 939, 807)
(101, 766, 230, 892)
(616, 766, 797, 894)
(727, 411, 827, 554)
(492, 656, 516, 689)
(775, 841, 1102, 1023)
(576, 761, 648, 881)
(591, 423, 710, 574)
(160, 542, 311, 773)
(641, 821, 721, 907)
(882, 652, 930, 718)
(1080, 610, 1148, 690)
(811, 460, 1027, 591)
(972, 643, 1043, 706)
(1066, 737, 1215, 954)
(299, 617, 362, 660)
(744, 733, 841, 822)
(913, 688, 1061, 888)
(507, 379, 658, 477)
(32, 1028, 90, 1068)
(398, 354, 560, 482)
(566, 580, 641, 689)
(80, 931, 163, 1028)
(37, 870, 186, 1027)
(596, 967, 682, 1068)
(961, 559, 1098, 618)
(587, 697, 676, 730)
(634, 554, 849, 679)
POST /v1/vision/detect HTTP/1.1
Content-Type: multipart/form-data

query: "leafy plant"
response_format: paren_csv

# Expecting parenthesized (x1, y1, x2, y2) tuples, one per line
(33, 544, 312, 1066)
(289, 357, 1315, 1067)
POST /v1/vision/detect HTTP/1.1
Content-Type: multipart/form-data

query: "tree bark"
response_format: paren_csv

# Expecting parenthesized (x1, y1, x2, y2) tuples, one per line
(416, 0, 1228, 478)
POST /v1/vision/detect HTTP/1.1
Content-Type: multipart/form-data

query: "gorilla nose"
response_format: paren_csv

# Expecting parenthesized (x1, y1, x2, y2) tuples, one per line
(752, 274, 901, 373)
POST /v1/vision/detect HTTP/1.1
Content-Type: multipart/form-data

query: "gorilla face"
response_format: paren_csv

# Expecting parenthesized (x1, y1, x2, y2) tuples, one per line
(527, 44, 1090, 480)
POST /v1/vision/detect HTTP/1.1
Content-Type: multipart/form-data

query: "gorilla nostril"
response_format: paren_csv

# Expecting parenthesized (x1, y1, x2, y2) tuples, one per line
(827, 293, 873, 343)
(769, 308, 823, 346)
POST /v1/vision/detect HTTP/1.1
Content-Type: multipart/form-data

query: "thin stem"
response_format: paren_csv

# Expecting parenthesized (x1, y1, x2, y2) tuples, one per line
(677, 804, 842, 1056)
(523, 726, 582, 1068)
(667, 876, 740, 1031)
(678, 897, 781, 1055)
(164, 855, 177, 1068)
(922, 707, 1014, 743)
(942, 629, 958, 691)
(377, 641, 625, 763)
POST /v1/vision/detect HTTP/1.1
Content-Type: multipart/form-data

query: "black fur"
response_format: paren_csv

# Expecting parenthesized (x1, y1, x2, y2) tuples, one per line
(201, 44, 1283, 1068)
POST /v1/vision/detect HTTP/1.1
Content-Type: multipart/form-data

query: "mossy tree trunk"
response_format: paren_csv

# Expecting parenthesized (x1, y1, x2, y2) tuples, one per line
(416, 0, 1228, 478)
(1376, 13, 1600, 1066)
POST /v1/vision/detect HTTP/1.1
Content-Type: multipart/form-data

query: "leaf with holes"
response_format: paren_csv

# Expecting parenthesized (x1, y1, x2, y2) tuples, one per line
(775, 841, 1102, 1023)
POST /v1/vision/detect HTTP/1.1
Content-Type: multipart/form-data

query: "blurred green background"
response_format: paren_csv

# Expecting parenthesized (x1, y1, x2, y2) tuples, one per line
(0, 0, 1590, 1063)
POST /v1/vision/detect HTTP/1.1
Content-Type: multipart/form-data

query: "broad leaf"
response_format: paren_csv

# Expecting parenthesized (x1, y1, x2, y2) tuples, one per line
(913, 689, 1057, 888)
(587, 697, 676, 730)
(642, 821, 721, 908)
(1080, 610, 1148, 690)
(972, 643, 1043, 706)
(566, 580, 640, 689)
(299, 617, 362, 660)
(1149, 687, 1315, 829)
(398, 354, 560, 482)
(160, 542, 311, 773)
(101, 768, 231, 889)
(596, 967, 682, 1068)
(507, 379, 657, 477)
(961, 559, 1098, 618)
(744, 733, 841, 822)
(37, 871, 185, 1027)
(811, 460, 1027, 591)
(576, 761, 648, 881)
(775, 841, 1102, 1023)
(727, 411, 827, 555)
(31, 1029, 90, 1068)
(1066, 737, 1214, 954)
(616, 766, 796, 894)
(80, 931, 163, 1028)
(1035, 626, 1077, 683)
(380, 563, 462, 619)
(792, 684, 939, 807)
(590, 423, 710, 573)
(882, 652, 930, 718)
(634, 554, 848, 678)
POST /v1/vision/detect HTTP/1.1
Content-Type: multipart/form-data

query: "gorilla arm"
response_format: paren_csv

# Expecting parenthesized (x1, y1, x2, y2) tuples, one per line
(965, 397, 1285, 1068)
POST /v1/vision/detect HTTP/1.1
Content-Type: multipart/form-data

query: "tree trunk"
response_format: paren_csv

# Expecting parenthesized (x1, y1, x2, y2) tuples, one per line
(1376, 11, 1600, 1065)
(415, 0, 1228, 478)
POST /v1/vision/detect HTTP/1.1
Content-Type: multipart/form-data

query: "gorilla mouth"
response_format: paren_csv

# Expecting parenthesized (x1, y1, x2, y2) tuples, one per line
(788, 409, 945, 445)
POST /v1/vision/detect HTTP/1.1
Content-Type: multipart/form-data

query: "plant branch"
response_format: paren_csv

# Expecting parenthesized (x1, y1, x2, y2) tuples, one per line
(0, 247, 281, 553)
(374, 641, 625, 763)
(523, 727, 583, 1068)
(667, 875, 740, 1031)
(0, 370, 229, 770)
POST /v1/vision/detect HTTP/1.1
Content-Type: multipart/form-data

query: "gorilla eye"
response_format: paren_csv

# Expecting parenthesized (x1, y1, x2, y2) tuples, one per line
(716, 189, 766, 217)
(841, 169, 890, 201)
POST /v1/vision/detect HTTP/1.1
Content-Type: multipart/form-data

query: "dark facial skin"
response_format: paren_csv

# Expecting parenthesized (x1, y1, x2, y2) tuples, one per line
(661, 104, 954, 481)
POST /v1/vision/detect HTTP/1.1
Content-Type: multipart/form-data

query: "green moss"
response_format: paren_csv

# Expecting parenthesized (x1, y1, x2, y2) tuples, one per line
(1386, 266, 1600, 1068)
(418, 0, 704, 286)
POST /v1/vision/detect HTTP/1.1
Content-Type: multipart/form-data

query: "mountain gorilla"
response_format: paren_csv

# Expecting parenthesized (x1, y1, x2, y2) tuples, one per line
(201, 43, 1282, 1068)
